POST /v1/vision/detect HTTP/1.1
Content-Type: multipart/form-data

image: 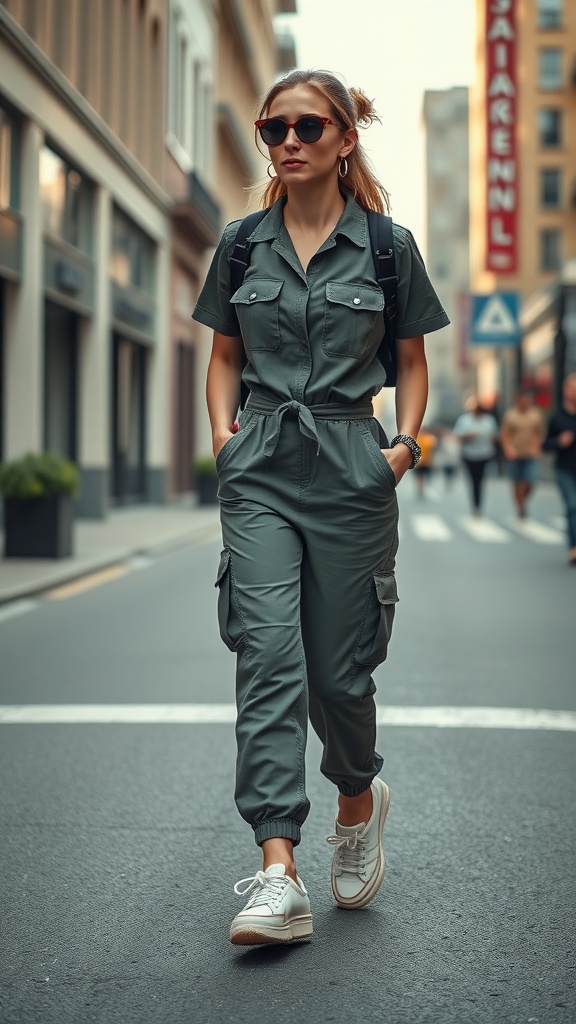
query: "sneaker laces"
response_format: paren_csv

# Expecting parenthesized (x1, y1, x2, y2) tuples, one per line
(326, 829, 367, 877)
(233, 871, 289, 910)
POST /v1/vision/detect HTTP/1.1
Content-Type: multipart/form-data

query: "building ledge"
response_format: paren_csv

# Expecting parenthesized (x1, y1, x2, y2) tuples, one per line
(276, 29, 297, 73)
(172, 171, 221, 247)
(217, 102, 257, 180)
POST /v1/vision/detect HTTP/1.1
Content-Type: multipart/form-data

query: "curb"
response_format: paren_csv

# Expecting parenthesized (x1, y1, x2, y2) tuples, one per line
(0, 521, 221, 607)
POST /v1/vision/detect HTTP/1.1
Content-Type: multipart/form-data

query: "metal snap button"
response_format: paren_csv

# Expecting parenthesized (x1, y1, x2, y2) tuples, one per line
(249, 292, 257, 300)
(353, 297, 361, 305)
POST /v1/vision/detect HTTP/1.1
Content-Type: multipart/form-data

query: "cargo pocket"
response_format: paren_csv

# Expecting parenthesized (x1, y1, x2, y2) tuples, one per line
(231, 278, 283, 352)
(214, 548, 245, 652)
(354, 573, 399, 668)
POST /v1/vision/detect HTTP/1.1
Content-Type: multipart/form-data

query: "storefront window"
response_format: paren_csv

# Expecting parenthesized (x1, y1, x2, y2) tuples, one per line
(110, 207, 155, 295)
(39, 145, 92, 253)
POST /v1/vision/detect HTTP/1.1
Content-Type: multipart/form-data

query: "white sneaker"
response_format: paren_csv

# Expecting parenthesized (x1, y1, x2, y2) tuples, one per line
(326, 777, 390, 909)
(229, 863, 313, 945)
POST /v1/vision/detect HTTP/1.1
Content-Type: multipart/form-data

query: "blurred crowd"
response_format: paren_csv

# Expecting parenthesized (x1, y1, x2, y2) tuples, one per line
(411, 375, 576, 565)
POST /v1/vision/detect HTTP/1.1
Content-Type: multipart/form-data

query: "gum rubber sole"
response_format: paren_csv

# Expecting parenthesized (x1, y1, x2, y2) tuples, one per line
(332, 779, 390, 910)
(229, 915, 313, 946)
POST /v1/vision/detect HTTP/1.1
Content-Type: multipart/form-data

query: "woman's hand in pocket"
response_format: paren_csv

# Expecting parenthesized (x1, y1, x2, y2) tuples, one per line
(213, 430, 236, 459)
(381, 443, 412, 484)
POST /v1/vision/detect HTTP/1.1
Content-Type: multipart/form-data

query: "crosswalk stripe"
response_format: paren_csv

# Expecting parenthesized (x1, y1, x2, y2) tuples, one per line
(0, 600, 38, 625)
(1, 704, 575, 731)
(458, 516, 511, 543)
(507, 518, 564, 545)
(410, 515, 452, 541)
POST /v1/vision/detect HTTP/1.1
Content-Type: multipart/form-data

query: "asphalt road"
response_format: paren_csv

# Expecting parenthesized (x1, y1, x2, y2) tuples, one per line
(1, 474, 575, 1024)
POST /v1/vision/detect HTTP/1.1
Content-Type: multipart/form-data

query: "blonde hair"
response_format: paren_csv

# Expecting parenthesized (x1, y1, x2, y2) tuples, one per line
(255, 70, 390, 213)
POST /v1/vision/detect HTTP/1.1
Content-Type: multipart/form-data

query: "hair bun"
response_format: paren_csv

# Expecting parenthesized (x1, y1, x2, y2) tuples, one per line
(349, 87, 380, 127)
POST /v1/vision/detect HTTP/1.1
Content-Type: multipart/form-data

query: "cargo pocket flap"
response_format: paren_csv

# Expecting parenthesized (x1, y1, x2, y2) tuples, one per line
(374, 574, 399, 605)
(231, 278, 283, 305)
(326, 281, 385, 312)
(215, 548, 230, 587)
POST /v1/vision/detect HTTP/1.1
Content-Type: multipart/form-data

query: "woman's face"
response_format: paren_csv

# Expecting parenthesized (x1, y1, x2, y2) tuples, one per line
(265, 84, 356, 188)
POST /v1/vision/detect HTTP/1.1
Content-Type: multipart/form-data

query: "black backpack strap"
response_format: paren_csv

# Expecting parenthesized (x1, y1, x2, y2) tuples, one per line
(229, 208, 270, 409)
(366, 210, 398, 388)
(229, 209, 270, 295)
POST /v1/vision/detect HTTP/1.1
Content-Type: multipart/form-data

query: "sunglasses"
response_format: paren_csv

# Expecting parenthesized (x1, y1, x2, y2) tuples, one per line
(254, 115, 342, 147)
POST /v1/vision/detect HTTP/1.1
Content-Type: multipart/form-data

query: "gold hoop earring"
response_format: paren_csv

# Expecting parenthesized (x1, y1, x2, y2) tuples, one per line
(267, 163, 276, 179)
(338, 157, 348, 178)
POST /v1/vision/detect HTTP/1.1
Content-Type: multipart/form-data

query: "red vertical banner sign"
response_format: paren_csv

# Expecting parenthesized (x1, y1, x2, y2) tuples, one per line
(486, 0, 518, 273)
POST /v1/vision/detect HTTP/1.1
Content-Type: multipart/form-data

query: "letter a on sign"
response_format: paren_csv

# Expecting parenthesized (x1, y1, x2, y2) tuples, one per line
(471, 292, 520, 345)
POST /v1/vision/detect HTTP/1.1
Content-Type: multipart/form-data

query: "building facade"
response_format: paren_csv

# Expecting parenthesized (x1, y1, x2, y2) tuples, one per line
(0, 0, 297, 514)
(0, 0, 171, 517)
(469, 0, 576, 410)
(423, 87, 472, 423)
(192, 0, 296, 456)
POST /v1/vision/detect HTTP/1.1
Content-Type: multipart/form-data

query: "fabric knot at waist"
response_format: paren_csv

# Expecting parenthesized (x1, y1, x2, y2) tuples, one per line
(246, 389, 374, 460)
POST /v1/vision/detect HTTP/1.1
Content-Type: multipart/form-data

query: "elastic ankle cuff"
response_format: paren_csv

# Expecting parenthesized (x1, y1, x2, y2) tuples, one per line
(254, 818, 302, 847)
(337, 778, 374, 797)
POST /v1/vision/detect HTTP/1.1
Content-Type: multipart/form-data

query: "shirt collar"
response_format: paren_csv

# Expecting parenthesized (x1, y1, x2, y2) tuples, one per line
(248, 190, 368, 248)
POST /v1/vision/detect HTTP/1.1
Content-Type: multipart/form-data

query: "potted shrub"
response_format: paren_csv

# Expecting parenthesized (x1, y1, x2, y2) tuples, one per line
(0, 452, 79, 558)
(194, 454, 218, 506)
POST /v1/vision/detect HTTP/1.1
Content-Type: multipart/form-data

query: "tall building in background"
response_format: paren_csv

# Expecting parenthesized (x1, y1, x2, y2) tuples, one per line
(0, 0, 297, 514)
(423, 87, 472, 423)
(469, 0, 576, 413)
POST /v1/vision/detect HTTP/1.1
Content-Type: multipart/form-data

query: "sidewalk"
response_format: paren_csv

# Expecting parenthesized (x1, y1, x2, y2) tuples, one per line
(0, 501, 221, 605)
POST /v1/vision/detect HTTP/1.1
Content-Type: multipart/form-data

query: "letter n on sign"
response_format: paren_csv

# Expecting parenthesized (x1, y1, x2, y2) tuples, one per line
(485, 0, 518, 274)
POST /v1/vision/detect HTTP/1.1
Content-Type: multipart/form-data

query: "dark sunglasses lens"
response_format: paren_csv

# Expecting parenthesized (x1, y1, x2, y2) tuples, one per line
(295, 116, 324, 143)
(259, 119, 288, 146)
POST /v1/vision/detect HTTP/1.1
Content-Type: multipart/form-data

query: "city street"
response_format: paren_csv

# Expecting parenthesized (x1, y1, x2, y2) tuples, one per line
(1, 473, 575, 1024)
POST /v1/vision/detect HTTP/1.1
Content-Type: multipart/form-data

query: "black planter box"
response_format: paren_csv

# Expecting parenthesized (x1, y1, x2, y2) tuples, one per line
(196, 475, 218, 505)
(3, 494, 74, 558)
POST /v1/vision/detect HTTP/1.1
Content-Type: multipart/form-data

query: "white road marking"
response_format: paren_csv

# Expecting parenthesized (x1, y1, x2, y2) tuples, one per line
(0, 600, 38, 625)
(507, 518, 564, 545)
(375, 706, 576, 731)
(410, 515, 452, 541)
(1, 704, 575, 731)
(126, 556, 154, 570)
(459, 516, 511, 543)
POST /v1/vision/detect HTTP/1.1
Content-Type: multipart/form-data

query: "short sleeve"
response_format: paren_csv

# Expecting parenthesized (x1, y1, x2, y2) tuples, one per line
(393, 225, 450, 339)
(192, 221, 242, 336)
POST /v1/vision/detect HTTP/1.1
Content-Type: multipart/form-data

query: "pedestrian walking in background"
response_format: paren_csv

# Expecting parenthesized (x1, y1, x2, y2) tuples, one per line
(500, 390, 544, 519)
(434, 425, 460, 490)
(413, 426, 437, 499)
(453, 398, 499, 516)
(543, 373, 576, 565)
(193, 69, 449, 945)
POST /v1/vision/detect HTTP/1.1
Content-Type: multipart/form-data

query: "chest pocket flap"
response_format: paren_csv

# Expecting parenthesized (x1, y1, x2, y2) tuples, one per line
(326, 282, 384, 312)
(323, 282, 385, 359)
(230, 278, 283, 352)
(231, 278, 283, 305)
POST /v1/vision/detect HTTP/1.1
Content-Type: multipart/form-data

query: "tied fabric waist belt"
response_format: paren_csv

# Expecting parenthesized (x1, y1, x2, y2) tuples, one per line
(246, 390, 375, 460)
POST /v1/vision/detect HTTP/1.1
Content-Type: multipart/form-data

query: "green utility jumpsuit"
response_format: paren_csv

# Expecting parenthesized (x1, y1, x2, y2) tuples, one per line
(193, 192, 449, 847)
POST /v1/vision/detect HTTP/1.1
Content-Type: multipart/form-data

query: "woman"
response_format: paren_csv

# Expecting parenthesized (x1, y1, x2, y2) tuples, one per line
(543, 373, 576, 564)
(193, 70, 449, 946)
(453, 398, 499, 516)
